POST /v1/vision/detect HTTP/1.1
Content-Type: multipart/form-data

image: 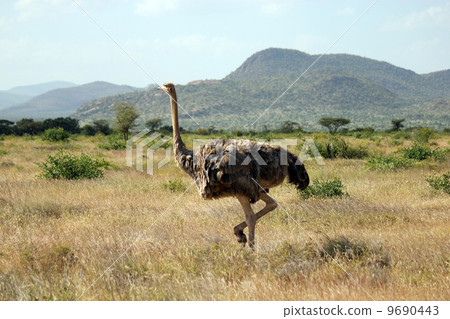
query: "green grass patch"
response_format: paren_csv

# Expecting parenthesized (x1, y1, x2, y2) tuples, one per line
(162, 178, 187, 193)
(98, 134, 126, 150)
(426, 172, 450, 194)
(320, 236, 390, 267)
(366, 154, 414, 170)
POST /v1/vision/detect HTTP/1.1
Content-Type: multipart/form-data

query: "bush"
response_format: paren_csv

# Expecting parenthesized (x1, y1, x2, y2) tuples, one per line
(414, 127, 435, 144)
(391, 131, 411, 140)
(426, 172, 449, 194)
(430, 149, 449, 162)
(402, 143, 433, 160)
(38, 150, 109, 180)
(82, 124, 97, 136)
(162, 178, 187, 192)
(301, 178, 346, 199)
(366, 154, 414, 170)
(98, 134, 126, 150)
(314, 136, 368, 159)
(196, 128, 210, 135)
(41, 127, 70, 142)
(402, 143, 448, 161)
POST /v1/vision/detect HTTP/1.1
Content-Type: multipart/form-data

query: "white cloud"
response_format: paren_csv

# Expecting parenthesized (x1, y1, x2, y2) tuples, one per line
(382, 3, 450, 31)
(337, 7, 356, 16)
(134, 0, 179, 16)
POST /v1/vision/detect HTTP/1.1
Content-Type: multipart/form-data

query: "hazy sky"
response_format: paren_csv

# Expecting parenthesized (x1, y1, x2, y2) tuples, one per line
(1, 0, 449, 90)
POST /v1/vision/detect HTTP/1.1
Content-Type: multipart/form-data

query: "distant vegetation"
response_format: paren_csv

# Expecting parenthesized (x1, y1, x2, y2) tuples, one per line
(0, 117, 80, 136)
(318, 117, 350, 134)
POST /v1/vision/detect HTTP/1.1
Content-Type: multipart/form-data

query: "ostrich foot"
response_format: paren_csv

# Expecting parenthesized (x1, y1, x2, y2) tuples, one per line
(235, 230, 247, 244)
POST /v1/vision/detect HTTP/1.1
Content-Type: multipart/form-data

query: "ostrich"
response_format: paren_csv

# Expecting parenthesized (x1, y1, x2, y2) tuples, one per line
(157, 83, 309, 248)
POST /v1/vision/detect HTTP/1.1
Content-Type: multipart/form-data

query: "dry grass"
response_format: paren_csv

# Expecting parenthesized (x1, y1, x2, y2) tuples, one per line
(0, 135, 449, 300)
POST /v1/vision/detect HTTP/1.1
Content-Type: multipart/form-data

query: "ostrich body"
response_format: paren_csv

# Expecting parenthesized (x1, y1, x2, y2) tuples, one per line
(158, 83, 309, 247)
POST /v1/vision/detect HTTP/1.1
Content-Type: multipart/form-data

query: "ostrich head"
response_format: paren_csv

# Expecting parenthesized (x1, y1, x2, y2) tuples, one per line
(157, 83, 176, 96)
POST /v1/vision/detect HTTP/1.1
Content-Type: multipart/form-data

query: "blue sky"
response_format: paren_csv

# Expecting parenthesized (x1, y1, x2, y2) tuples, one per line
(1, 0, 449, 90)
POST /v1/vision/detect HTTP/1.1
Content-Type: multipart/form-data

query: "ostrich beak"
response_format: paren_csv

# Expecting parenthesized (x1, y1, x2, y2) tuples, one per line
(157, 85, 165, 91)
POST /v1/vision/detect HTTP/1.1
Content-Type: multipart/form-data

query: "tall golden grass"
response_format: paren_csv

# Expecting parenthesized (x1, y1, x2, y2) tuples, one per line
(0, 134, 448, 300)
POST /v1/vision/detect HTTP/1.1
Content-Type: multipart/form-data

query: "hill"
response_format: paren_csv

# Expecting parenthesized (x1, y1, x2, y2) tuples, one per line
(72, 48, 450, 131)
(0, 91, 32, 110)
(2, 81, 140, 120)
(6, 81, 76, 97)
(226, 48, 450, 98)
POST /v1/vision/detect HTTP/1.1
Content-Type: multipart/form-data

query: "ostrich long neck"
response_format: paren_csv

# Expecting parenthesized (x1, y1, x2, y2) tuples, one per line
(169, 90, 192, 165)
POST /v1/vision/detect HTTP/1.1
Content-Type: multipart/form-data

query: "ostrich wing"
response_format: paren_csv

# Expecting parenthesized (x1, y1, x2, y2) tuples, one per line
(193, 139, 261, 201)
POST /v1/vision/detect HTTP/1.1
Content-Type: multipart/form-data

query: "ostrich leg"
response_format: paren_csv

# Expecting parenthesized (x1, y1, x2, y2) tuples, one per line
(234, 192, 277, 247)
(236, 196, 256, 248)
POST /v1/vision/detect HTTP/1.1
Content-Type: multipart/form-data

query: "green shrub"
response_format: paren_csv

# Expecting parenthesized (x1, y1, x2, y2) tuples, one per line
(402, 143, 433, 160)
(366, 154, 414, 170)
(430, 149, 449, 162)
(38, 150, 109, 180)
(98, 134, 126, 150)
(162, 178, 187, 192)
(301, 178, 346, 199)
(413, 127, 435, 144)
(402, 143, 448, 161)
(314, 136, 368, 159)
(41, 128, 70, 142)
(196, 128, 210, 135)
(391, 131, 411, 140)
(426, 172, 450, 194)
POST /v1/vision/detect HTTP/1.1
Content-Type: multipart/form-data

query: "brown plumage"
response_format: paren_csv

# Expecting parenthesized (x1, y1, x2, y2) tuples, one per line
(158, 83, 309, 248)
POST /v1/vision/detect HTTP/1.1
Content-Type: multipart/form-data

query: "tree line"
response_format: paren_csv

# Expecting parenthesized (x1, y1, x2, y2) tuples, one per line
(1, 100, 446, 140)
(0, 117, 81, 136)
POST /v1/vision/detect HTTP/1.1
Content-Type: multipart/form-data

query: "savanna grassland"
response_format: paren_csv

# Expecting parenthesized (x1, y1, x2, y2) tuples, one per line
(0, 132, 449, 301)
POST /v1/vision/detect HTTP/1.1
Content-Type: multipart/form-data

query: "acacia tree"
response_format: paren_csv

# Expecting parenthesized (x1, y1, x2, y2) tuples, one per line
(93, 119, 112, 135)
(318, 117, 350, 134)
(280, 120, 301, 133)
(145, 118, 162, 132)
(390, 119, 405, 132)
(114, 102, 139, 141)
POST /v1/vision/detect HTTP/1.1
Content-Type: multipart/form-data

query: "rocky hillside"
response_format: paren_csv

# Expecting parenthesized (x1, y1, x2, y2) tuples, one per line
(72, 48, 450, 131)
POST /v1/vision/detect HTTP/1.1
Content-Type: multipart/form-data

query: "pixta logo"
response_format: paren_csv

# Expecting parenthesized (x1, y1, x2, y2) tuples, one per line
(126, 129, 171, 175)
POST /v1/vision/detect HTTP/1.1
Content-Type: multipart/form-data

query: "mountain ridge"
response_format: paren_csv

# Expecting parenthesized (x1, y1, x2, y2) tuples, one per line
(2, 81, 140, 120)
(6, 81, 77, 97)
(71, 48, 449, 130)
